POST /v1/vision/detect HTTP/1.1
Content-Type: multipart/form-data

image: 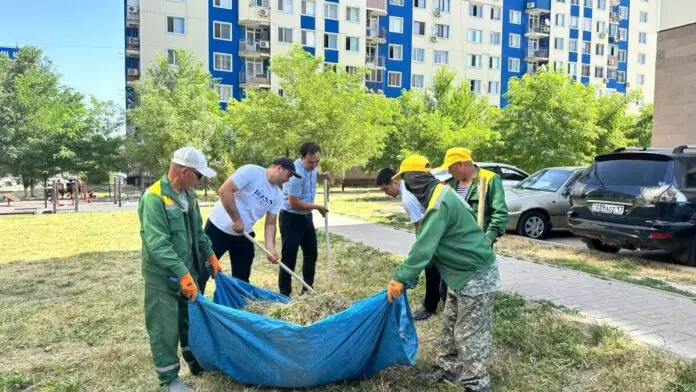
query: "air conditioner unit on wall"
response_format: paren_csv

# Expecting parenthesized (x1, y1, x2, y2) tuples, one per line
(128, 37, 139, 44)
(431, 35, 438, 42)
(128, 6, 139, 13)
(434, 9, 441, 17)
(259, 8, 269, 16)
(259, 41, 270, 48)
(128, 68, 139, 76)
(599, 32, 607, 39)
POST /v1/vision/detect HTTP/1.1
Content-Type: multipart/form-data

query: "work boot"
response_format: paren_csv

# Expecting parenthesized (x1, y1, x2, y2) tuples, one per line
(165, 378, 191, 392)
(413, 307, 435, 321)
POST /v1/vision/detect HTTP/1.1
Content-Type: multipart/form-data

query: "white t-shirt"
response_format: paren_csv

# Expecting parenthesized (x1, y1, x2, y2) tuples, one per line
(400, 180, 424, 224)
(208, 164, 283, 235)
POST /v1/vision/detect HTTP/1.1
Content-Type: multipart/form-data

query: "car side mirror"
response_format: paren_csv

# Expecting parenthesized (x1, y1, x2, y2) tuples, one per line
(561, 188, 571, 197)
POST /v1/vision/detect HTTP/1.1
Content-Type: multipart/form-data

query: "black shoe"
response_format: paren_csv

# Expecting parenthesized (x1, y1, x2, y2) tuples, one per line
(187, 360, 204, 376)
(413, 307, 435, 321)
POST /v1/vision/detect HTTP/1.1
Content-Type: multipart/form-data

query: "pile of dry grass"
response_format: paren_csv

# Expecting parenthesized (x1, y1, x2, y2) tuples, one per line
(244, 293, 352, 326)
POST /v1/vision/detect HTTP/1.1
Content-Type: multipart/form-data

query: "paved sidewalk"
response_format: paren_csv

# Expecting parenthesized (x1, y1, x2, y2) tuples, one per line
(316, 212, 696, 359)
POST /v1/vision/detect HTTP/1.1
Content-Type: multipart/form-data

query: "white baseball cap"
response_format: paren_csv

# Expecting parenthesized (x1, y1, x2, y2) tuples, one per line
(171, 147, 217, 178)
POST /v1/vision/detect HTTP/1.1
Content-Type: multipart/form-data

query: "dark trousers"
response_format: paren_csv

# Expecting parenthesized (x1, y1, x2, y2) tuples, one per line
(278, 210, 317, 296)
(198, 220, 255, 294)
(423, 264, 448, 313)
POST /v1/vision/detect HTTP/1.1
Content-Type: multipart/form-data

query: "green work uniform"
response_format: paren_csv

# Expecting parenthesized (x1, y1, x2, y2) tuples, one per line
(138, 175, 214, 385)
(447, 167, 509, 243)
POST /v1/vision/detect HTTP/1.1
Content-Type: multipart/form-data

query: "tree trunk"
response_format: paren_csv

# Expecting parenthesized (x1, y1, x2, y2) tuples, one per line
(30, 178, 36, 198)
(22, 177, 29, 199)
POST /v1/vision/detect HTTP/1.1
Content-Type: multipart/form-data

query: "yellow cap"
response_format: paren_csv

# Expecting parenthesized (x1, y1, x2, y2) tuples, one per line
(439, 148, 473, 170)
(393, 154, 431, 179)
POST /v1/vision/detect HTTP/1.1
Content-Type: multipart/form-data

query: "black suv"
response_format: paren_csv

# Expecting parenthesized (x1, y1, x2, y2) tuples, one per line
(568, 145, 696, 266)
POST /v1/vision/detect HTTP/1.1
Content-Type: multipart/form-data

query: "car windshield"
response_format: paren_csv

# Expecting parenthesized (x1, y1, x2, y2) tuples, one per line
(516, 169, 572, 192)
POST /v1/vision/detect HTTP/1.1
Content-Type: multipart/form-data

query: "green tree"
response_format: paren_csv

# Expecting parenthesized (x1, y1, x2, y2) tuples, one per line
(498, 71, 599, 172)
(625, 103, 653, 148)
(228, 45, 397, 177)
(126, 49, 231, 182)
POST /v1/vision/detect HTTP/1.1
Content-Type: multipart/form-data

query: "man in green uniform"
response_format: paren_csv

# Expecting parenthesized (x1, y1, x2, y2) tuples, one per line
(386, 155, 500, 392)
(139, 147, 223, 392)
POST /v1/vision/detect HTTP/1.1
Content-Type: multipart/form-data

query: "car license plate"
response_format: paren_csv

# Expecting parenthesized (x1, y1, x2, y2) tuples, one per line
(590, 203, 625, 215)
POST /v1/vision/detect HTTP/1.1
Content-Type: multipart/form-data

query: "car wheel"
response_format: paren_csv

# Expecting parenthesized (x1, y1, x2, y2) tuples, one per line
(516, 211, 551, 239)
(582, 238, 620, 253)
(677, 241, 696, 267)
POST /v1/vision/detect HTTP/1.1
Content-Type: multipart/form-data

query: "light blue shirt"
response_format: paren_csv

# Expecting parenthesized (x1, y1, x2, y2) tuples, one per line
(282, 158, 317, 214)
(400, 180, 424, 224)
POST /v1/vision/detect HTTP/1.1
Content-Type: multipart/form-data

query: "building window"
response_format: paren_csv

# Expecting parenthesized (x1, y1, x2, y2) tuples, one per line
(414, 0, 425, 8)
(609, 23, 618, 36)
(389, 44, 403, 60)
(583, 18, 592, 32)
(301, 0, 316, 15)
(618, 28, 627, 41)
(489, 56, 500, 69)
(167, 49, 178, 65)
(215, 84, 232, 102)
(413, 21, 425, 36)
(467, 54, 482, 68)
(389, 17, 404, 33)
(570, 16, 579, 29)
(278, 27, 293, 43)
(490, 32, 501, 45)
(434, 50, 449, 64)
(491, 7, 501, 20)
(509, 33, 521, 48)
(510, 10, 522, 24)
(554, 61, 563, 72)
(597, 0, 606, 10)
(435, 0, 451, 12)
(344, 66, 357, 75)
(608, 44, 618, 56)
(583, 0, 591, 6)
(470, 3, 484, 17)
(470, 80, 481, 94)
(640, 11, 648, 23)
(568, 62, 577, 76)
(346, 6, 360, 22)
(556, 14, 565, 27)
(597, 21, 606, 33)
(434, 24, 450, 39)
(367, 69, 382, 83)
(301, 30, 315, 46)
(167, 17, 185, 34)
(582, 41, 591, 54)
(278, 0, 293, 12)
(554, 37, 564, 50)
(639, 32, 647, 43)
(488, 81, 500, 94)
(213, 52, 232, 71)
(571, 0, 578, 4)
(387, 71, 401, 87)
(468, 29, 483, 43)
(412, 74, 425, 88)
(557, 0, 566, 2)
(413, 47, 425, 62)
(324, 3, 338, 19)
(508, 57, 520, 72)
(619, 6, 628, 20)
(618, 49, 627, 62)
(582, 64, 590, 77)
(617, 71, 626, 83)
(213, 21, 231, 40)
(345, 36, 359, 52)
(638, 53, 646, 64)
(569, 39, 578, 52)
(390, 0, 404, 5)
(214, 0, 232, 9)
(595, 66, 604, 78)
(637, 74, 646, 85)
(324, 33, 338, 49)
(594, 44, 604, 56)
(324, 62, 338, 72)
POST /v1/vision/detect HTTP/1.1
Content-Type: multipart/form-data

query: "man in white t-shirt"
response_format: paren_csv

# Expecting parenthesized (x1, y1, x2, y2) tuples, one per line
(376, 157, 447, 321)
(199, 157, 300, 292)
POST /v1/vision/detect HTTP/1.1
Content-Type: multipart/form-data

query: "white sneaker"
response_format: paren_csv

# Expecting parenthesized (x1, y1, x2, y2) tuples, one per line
(165, 378, 191, 392)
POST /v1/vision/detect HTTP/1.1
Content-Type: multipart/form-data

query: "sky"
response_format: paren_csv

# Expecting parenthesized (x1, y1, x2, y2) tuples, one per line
(0, 0, 125, 107)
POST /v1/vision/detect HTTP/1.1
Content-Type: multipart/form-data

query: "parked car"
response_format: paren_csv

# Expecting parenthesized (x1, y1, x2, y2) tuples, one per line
(505, 167, 586, 239)
(568, 146, 696, 266)
(431, 162, 530, 189)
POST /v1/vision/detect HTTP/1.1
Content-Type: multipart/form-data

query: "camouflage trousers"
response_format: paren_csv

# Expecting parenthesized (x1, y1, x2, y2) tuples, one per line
(437, 290, 495, 392)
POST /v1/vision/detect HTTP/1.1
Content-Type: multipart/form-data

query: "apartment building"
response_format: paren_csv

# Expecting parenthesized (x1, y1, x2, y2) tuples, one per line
(652, 0, 696, 148)
(124, 0, 657, 108)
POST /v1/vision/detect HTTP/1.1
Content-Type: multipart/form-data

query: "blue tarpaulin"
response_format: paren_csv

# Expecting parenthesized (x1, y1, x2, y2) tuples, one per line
(189, 273, 418, 388)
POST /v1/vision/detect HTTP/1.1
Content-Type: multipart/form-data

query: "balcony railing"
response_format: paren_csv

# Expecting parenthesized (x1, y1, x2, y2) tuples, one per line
(239, 71, 270, 85)
(365, 54, 386, 67)
(366, 0, 387, 13)
(366, 80, 383, 91)
(607, 56, 619, 67)
(249, 0, 270, 7)
(366, 26, 387, 40)
(525, 48, 549, 60)
(526, 25, 551, 35)
(239, 40, 271, 56)
(126, 37, 140, 51)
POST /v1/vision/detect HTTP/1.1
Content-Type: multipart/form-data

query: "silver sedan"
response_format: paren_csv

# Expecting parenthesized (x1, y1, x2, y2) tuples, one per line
(506, 167, 586, 239)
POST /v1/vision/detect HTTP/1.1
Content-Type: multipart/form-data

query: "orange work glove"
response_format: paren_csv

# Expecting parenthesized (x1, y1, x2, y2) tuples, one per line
(180, 273, 198, 302)
(386, 280, 404, 303)
(208, 255, 222, 277)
